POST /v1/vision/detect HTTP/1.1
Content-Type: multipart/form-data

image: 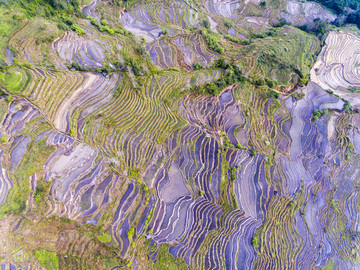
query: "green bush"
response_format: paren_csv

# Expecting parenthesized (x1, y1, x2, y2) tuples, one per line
(242, 39, 251, 45)
(215, 58, 228, 69)
(97, 233, 111, 243)
(266, 78, 275, 88)
(252, 236, 259, 248)
(71, 24, 85, 35)
(1, 136, 8, 144)
(202, 30, 224, 54)
(299, 77, 308, 85)
(89, 17, 99, 26)
(70, 62, 84, 71)
(225, 34, 238, 43)
(69, 128, 75, 136)
(190, 64, 243, 96)
(5, 95, 12, 102)
(344, 100, 351, 111)
(35, 250, 59, 270)
(193, 62, 203, 70)
(203, 19, 209, 29)
(224, 20, 232, 28)
(127, 227, 135, 240)
(124, 57, 143, 76)
(99, 25, 114, 35)
(326, 89, 334, 95)
(312, 108, 329, 121)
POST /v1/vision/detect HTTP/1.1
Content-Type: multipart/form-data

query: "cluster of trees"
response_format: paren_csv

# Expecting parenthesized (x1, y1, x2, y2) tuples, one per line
(1, 0, 83, 18)
(224, 20, 232, 28)
(298, 18, 329, 38)
(190, 59, 244, 95)
(70, 23, 85, 35)
(193, 62, 203, 70)
(62, 16, 85, 35)
(201, 30, 224, 54)
(113, 55, 146, 77)
(88, 16, 131, 36)
(313, 0, 360, 14)
(225, 29, 275, 45)
(311, 0, 360, 29)
(312, 108, 329, 121)
(345, 10, 360, 29)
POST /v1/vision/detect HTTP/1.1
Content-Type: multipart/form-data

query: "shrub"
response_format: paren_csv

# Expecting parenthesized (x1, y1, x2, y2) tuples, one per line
(267, 90, 279, 99)
(299, 77, 308, 85)
(193, 62, 203, 70)
(266, 29, 275, 36)
(346, 10, 360, 29)
(225, 34, 238, 43)
(266, 78, 275, 88)
(5, 95, 12, 102)
(215, 58, 228, 69)
(312, 108, 329, 121)
(129, 168, 140, 178)
(128, 228, 135, 240)
(242, 39, 251, 45)
(70, 62, 84, 71)
(203, 19, 209, 29)
(1, 136, 8, 144)
(71, 24, 85, 35)
(254, 78, 265, 86)
(124, 57, 143, 76)
(97, 233, 111, 243)
(252, 236, 259, 248)
(274, 18, 288, 28)
(224, 20, 232, 28)
(62, 16, 73, 25)
(99, 25, 114, 35)
(115, 28, 125, 35)
(190, 64, 243, 96)
(202, 30, 224, 54)
(344, 100, 351, 111)
(90, 17, 99, 26)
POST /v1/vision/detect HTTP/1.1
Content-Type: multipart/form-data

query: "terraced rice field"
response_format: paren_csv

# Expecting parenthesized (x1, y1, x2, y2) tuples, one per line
(311, 31, 360, 107)
(1, 0, 360, 269)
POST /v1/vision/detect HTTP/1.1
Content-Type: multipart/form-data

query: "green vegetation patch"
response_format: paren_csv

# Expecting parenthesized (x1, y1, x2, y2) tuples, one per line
(0, 139, 55, 216)
(0, 70, 22, 90)
(97, 233, 112, 243)
(201, 29, 224, 54)
(34, 250, 59, 270)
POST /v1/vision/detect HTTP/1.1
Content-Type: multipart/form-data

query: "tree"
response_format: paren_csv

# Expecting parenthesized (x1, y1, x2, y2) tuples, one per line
(224, 20, 232, 28)
(203, 19, 210, 29)
(193, 62, 203, 70)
